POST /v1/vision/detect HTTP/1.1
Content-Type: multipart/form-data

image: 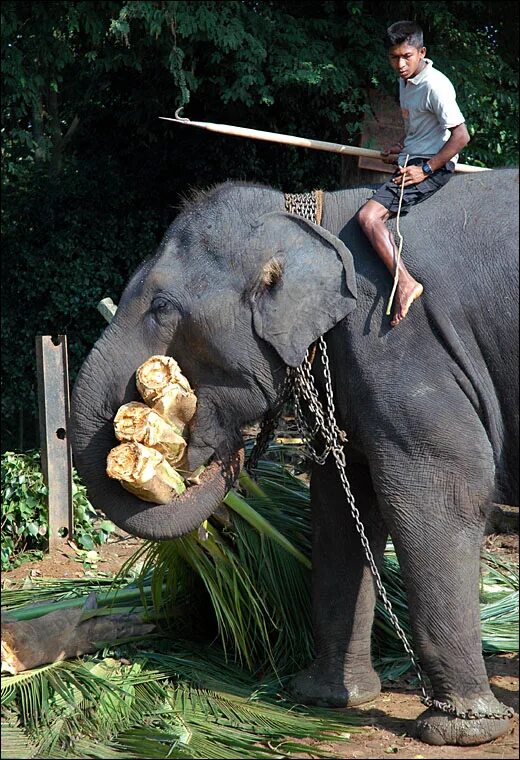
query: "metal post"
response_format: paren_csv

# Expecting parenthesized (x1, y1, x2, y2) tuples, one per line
(35, 335, 73, 549)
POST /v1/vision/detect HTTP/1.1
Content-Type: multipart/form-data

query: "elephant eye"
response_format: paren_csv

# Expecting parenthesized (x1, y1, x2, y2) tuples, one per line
(150, 295, 178, 325)
(152, 296, 175, 313)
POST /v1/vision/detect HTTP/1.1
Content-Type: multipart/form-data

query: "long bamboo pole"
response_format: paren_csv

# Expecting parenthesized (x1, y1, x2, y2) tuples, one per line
(160, 110, 490, 173)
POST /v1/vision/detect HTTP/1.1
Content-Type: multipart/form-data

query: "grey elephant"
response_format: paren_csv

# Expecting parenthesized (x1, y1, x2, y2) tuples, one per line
(71, 168, 518, 746)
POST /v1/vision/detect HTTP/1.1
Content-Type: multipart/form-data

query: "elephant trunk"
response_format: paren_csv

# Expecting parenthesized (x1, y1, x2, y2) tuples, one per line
(70, 340, 243, 541)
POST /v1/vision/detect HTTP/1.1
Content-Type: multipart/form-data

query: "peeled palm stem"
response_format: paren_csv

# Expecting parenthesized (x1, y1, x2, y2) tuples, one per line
(106, 356, 202, 502)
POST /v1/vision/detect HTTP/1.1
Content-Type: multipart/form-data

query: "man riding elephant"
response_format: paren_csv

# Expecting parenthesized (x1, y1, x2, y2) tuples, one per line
(358, 20, 470, 326)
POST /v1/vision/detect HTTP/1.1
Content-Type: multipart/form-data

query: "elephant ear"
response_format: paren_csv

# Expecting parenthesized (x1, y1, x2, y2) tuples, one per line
(250, 211, 357, 367)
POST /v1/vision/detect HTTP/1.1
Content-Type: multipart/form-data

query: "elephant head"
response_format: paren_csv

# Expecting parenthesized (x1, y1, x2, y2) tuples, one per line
(70, 183, 357, 539)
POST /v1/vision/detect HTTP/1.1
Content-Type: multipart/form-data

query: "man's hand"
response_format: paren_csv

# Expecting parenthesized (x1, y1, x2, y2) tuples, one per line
(392, 164, 430, 187)
(380, 142, 403, 164)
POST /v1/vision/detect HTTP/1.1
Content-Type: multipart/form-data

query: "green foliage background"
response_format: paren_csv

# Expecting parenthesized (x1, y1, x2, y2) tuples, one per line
(1, 450, 115, 570)
(2, 1, 518, 451)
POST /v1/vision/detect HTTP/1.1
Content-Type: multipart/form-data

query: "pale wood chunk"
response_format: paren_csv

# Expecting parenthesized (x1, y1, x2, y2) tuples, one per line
(106, 441, 186, 503)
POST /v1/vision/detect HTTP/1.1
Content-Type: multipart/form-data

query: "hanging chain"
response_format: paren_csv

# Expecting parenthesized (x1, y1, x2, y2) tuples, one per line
(292, 336, 513, 722)
(246, 369, 294, 472)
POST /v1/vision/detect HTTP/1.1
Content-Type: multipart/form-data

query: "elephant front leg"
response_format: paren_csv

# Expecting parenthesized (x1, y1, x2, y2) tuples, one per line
(374, 447, 514, 746)
(288, 456, 388, 707)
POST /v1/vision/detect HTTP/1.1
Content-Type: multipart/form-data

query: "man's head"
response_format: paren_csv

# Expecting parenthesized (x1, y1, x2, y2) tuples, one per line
(386, 21, 426, 81)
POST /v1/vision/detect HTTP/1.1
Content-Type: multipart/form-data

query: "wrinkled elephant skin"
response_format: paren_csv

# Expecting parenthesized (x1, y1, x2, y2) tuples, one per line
(71, 170, 519, 746)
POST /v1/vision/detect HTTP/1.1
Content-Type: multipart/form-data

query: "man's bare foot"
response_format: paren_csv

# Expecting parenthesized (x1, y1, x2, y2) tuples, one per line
(390, 280, 424, 326)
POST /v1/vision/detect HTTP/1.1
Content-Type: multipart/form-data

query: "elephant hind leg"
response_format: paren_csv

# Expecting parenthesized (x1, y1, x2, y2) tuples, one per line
(288, 456, 387, 707)
(373, 437, 513, 746)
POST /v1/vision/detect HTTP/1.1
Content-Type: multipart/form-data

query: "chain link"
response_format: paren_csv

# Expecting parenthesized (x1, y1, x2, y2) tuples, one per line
(292, 336, 514, 722)
(246, 370, 294, 472)
(285, 191, 323, 226)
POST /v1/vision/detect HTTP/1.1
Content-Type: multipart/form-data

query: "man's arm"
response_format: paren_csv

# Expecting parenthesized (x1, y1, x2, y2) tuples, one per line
(380, 136, 407, 164)
(395, 123, 470, 186)
(426, 123, 470, 172)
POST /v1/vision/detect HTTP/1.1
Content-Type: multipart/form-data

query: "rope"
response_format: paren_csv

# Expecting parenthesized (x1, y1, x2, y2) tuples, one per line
(386, 153, 409, 316)
(315, 189, 323, 226)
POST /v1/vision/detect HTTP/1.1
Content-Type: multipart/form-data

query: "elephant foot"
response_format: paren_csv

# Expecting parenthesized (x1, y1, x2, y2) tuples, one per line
(287, 660, 381, 708)
(415, 703, 513, 746)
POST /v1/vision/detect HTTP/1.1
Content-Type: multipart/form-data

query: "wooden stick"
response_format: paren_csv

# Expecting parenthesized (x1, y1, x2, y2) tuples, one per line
(160, 111, 490, 173)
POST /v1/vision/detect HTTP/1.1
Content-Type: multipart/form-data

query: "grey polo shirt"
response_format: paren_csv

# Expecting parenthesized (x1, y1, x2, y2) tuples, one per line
(399, 58, 465, 166)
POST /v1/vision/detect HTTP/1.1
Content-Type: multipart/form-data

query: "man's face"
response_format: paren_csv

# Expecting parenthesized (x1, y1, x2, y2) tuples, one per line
(388, 43, 426, 81)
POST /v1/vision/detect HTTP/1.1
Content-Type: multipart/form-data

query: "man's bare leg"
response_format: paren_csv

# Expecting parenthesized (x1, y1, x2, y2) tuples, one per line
(357, 199, 423, 326)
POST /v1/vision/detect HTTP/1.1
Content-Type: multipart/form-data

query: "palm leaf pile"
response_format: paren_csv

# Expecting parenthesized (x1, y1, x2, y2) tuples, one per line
(2, 444, 518, 758)
(2, 574, 360, 759)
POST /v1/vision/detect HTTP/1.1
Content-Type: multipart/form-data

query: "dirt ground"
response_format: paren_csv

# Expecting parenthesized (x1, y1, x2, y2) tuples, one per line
(319, 654, 518, 760)
(2, 528, 518, 760)
(2, 526, 144, 582)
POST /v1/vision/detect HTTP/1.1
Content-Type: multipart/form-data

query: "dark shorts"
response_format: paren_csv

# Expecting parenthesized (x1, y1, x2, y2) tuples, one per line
(370, 157, 455, 216)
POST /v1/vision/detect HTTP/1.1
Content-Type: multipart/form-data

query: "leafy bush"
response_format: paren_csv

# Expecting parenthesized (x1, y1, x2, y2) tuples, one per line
(1, 450, 115, 570)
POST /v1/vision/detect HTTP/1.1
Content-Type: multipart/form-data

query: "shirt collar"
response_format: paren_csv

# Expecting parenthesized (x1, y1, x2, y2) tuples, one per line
(407, 58, 433, 85)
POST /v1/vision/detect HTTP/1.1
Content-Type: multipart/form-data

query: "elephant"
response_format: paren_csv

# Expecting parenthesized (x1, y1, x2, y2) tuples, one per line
(70, 168, 519, 747)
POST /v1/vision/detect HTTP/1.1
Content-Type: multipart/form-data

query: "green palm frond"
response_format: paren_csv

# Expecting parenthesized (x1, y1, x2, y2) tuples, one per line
(229, 508, 313, 672)
(1, 717, 41, 759)
(2, 576, 123, 609)
(481, 550, 519, 594)
(480, 593, 519, 652)
(2, 646, 360, 759)
(116, 445, 518, 678)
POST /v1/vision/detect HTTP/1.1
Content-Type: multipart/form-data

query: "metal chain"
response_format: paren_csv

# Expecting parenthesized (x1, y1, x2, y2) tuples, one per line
(284, 191, 323, 225)
(292, 336, 514, 722)
(246, 370, 295, 472)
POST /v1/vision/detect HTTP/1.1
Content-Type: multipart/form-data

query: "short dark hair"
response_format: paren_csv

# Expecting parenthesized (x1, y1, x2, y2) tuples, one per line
(386, 21, 424, 49)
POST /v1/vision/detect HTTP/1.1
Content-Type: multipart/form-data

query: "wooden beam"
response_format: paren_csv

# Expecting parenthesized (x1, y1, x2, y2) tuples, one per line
(161, 113, 490, 173)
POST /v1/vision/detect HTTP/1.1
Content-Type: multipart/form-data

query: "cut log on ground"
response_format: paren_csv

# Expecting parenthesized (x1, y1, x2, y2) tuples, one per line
(1, 593, 155, 674)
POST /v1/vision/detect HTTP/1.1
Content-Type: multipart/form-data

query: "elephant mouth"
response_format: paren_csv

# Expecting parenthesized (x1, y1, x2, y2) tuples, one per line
(176, 447, 243, 499)
(117, 446, 245, 539)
